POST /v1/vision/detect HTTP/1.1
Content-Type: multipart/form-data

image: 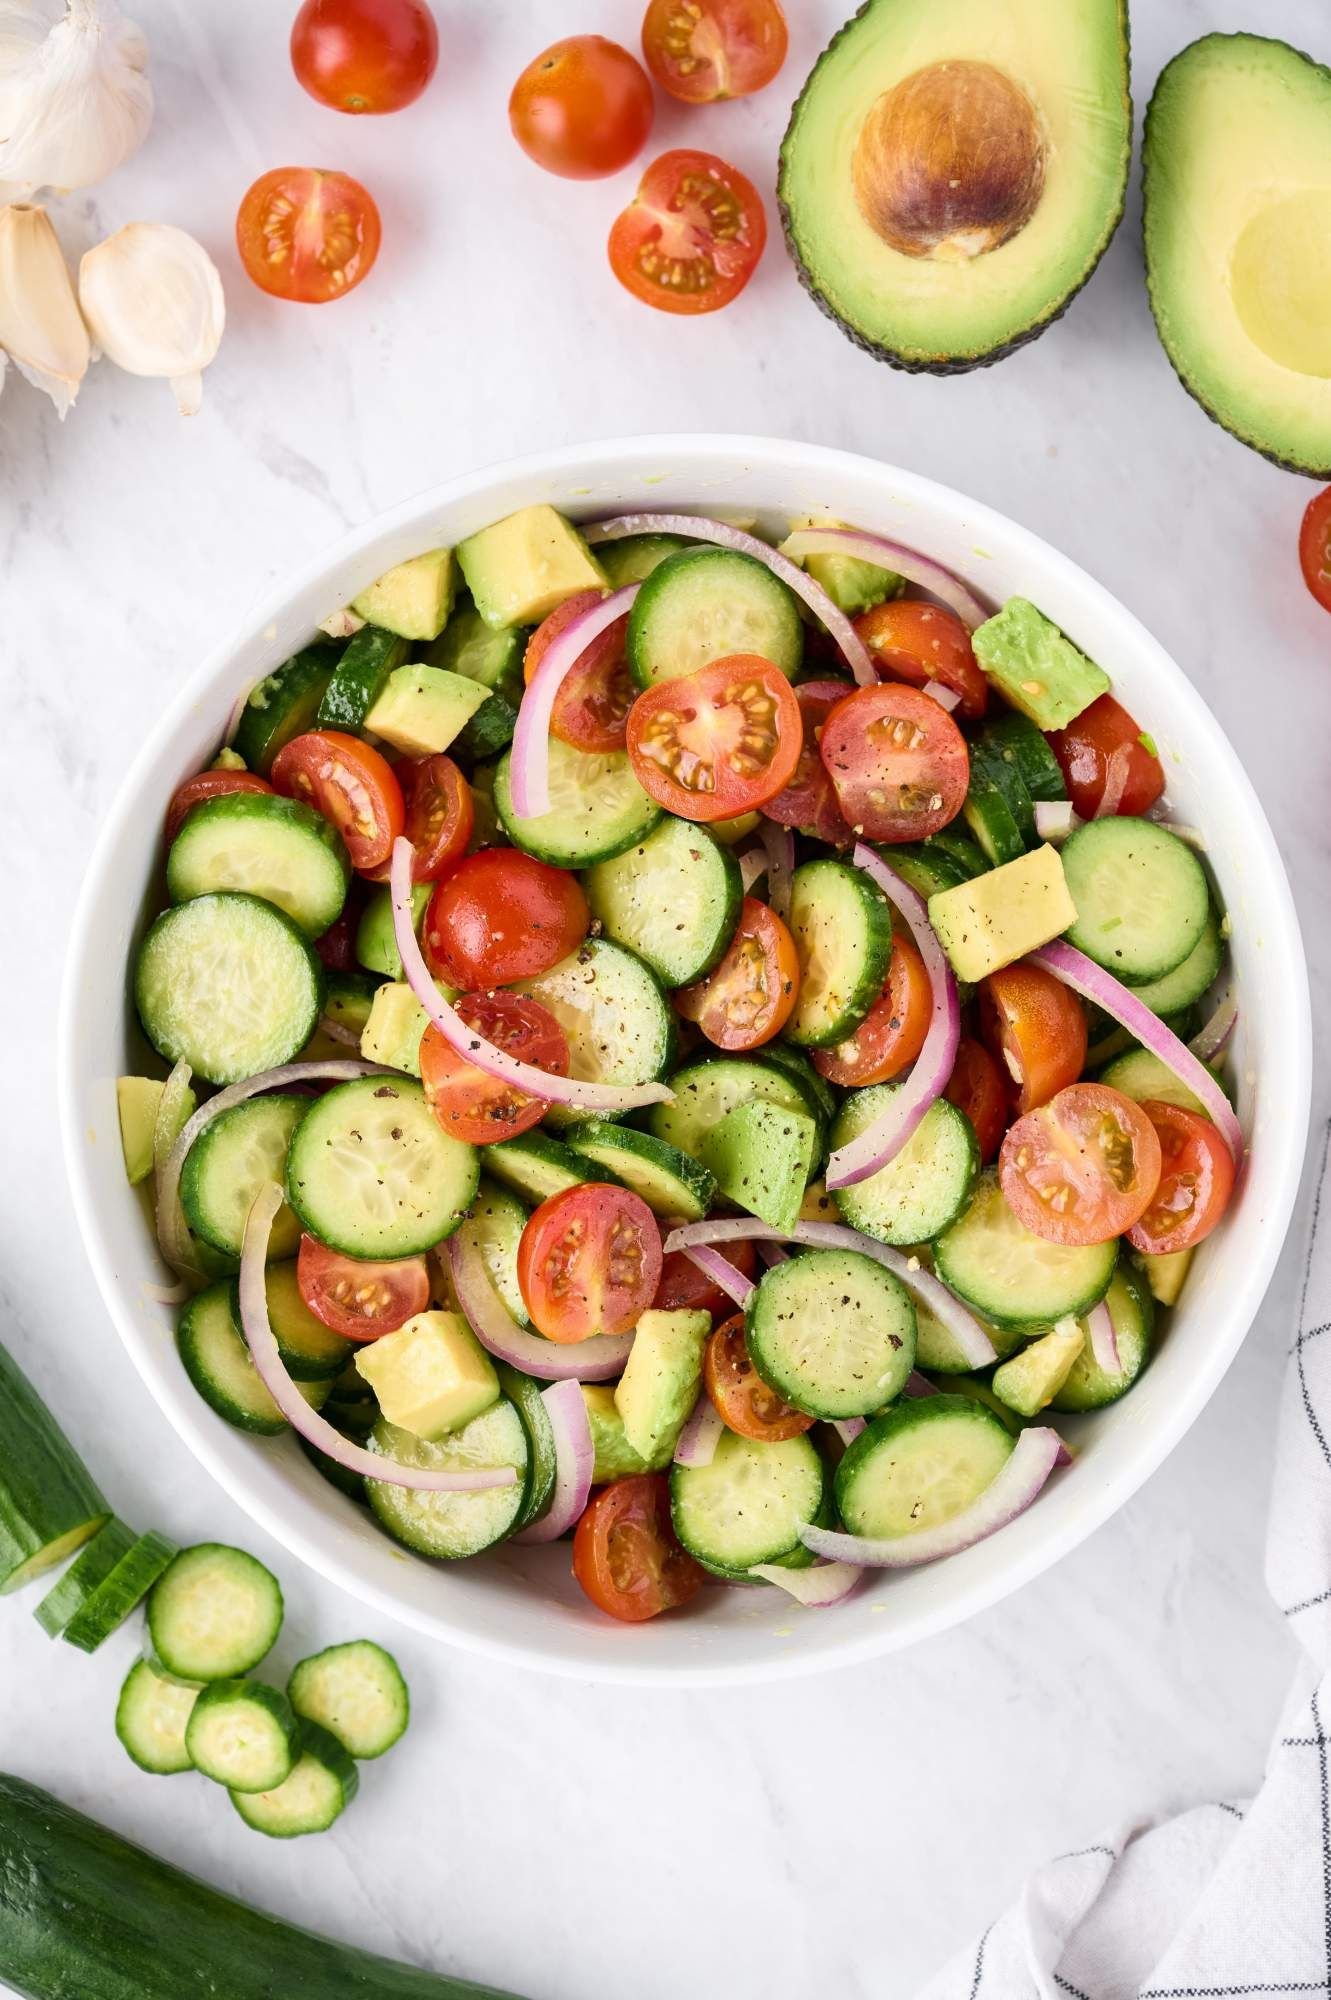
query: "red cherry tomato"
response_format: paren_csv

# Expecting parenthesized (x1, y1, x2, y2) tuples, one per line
(813, 930, 932, 1088)
(165, 770, 274, 844)
(423, 849, 588, 988)
(762, 679, 855, 844)
(819, 683, 970, 843)
(236, 167, 380, 304)
(979, 962, 1088, 1116)
(703, 1314, 813, 1441)
(290, 0, 438, 114)
(419, 993, 569, 1146)
(524, 591, 634, 753)
(296, 1233, 430, 1341)
(572, 1474, 704, 1622)
(609, 148, 766, 316)
(626, 656, 801, 822)
(1126, 1100, 1236, 1256)
(999, 1082, 1162, 1246)
(654, 1238, 758, 1320)
(1300, 486, 1331, 615)
(1046, 695, 1165, 820)
(944, 1036, 1010, 1164)
(398, 754, 473, 882)
(641, 0, 787, 103)
(510, 35, 653, 180)
(517, 1184, 662, 1343)
(853, 600, 989, 721)
(270, 729, 404, 873)
(675, 896, 799, 1050)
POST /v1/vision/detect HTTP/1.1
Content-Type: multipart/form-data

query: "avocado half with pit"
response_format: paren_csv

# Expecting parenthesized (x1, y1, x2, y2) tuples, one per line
(777, 0, 1133, 373)
(1143, 34, 1331, 476)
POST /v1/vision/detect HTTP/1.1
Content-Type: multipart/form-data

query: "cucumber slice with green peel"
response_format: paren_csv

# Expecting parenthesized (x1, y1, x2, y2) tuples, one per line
(934, 1171, 1118, 1332)
(1096, 1045, 1224, 1117)
(34, 1517, 135, 1638)
(1062, 817, 1211, 981)
(785, 858, 893, 1048)
(63, 1530, 177, 1654)
(835, 1396, 1015, 1540)
(627, 546, 804, 687)
(596, 532, 689, 589)
(969, 735, 1036, 844)
(746, 1248, 916, 1419)
(231, 641, 340, 775)
(135, 893, 324, 1086)
(584, 817, 741, 987)
(829, 1088, 979, 1246)
(926, 829, 990, 878)
(454, 689, 519, 765)
(186, 1679, 299, 1793)
(484, 1129, 606, 1204)
(754, 1039, 838, 1137)
(980, 712, 1067, 805)
(287, 1639, 409, 1760)
(449, 1180, 531, 1328)
(148, 1544, 284, 1682)
(1050, 1264, 1155, 1412)
(566, 1122, 714, 1220)
(286, 1075, 479, 1258)
(323, 969, 382, 1036)
(116, 1657, 200, 1775)
(315, 625, 408, 732)
(647, 1054, 816, 1169)
(1125, 914, 1224, 1016)
(180, 1095, 307, 1261)
(167, 792, 350, 940)
(494, 739, 660, 867)
(492, 1363, 558, 1532)
(177, 1285, 331, 1435)
(914, 1294, 1022, 1373)
(366, 1400, 528, 1559)
(236, 1262, 351, 1380)
(0, 1342, 109, 1595)
(231, 1720, 359, 1837)
(514, 938, 675, 1130)
(424, 597, 527, 697)
(670, 1431, 828, 1579)
(887, 845, 972, 902)
(961, 769, 1026, 866)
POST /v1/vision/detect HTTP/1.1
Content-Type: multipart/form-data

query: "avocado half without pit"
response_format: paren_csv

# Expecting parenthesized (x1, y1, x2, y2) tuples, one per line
(777, 0, 1132, 373)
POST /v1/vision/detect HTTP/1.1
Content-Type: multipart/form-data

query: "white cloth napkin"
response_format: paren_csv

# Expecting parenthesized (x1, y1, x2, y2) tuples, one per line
(921, 1122, 1331, 2000)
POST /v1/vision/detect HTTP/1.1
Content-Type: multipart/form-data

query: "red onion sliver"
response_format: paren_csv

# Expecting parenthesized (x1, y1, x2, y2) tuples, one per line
(922, 680, 962, 713)
(584, 513, 876, 686)
(758, 1241, 789, 1266)
(777, 527, 989, 631)
(513, 1379, 594, 1543)
(390, 838, 671, 1114)
(1190, 993, 1238, 1063)
(1086, 1300, 1120, 1375)
(750, 1560, 864, 1607)
(508, 584, 638, 820)
(799, 1426, 1064, 1570)
(1034, 800, 1080, 844)
(738, 844, 767, 893)
(760, 819, 794, 921)
(1095, 744, 1132, 819)
(143, 1277, 191, 1306)
(239, 1184, 517, 1493)
(315, 1014, 363, 1048)
(833, 1417, 866, 1446)
(902, 1371, 939, 1399)
(824, 845, 961, 1190)
(1031, 940, 1244, 1163)
(682, 1244, 755, 1308)
(153, 1059, 197, 1274)
(674, 1393, 724, 1469)
(448, 1231, 633, 1382)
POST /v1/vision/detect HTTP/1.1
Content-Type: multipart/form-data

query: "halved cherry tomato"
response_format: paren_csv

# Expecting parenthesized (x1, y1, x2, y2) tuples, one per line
(675, 896, 799, 1050)
(703, 1314, 814, 1441)
(296, 1233, 430, 1340)
(654, 1238, 758, 1320)
(510, 35, 653, 180)
(419, 993, 569, 1145)
(853, 600, 988, 721)
(762, 679, 855, 844)
(524, 590, 634, 753)
(979, 962, 1088, 1116)
(270, 729, 404, 873)
(165, 770, 274, 843)
(1300, 486, 1331, 615)
(573, 1473, 704, 1622)
(236, 167, 381, 304)
(641, 0, 787, 103)
(819, 683, 970, 843)
(1126, 1101, 1236, 1256)
(608, 148, 766, 316)
(999, 1082, 1162, 1247)
(945, 1036, 1010, 1163)
(1046, 695, 1164, 820)
(813, 931, 931, 1087)
(423, 849, 588, 988)
(290, 0, 438, 114)
(627, 656, 800, 822)
(517, 1184, 662, 1343)
(399, 754, 473, 882)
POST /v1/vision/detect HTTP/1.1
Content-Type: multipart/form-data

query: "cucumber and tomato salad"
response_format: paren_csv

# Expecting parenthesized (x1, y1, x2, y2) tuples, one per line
(123, 501, 1239, 1629)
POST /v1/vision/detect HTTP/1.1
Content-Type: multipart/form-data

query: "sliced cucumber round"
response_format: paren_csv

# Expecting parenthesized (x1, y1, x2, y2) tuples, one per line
(627, 546, 803, 687)
(136, 894, 324, 1087)
(492, 1362, 558, 1533)
(167, 792, 349, 941)
(1062, 817, 1210, 981)
(116, 1658, 199, 1776)
(315, 625, 406, 733)
(830, 1088, 978, 1245)
(514, 938, 674, 1130)
(187, 1679, 299, 1794)
(1125, 913, 1224, 1016)
(934, 1171, 1118, 1332)
(149, 1544, 284, 1682)
(670, 1430, 827, 1578)
(835, 1396, 1014, 1540)
(483, 1130, 605, 1205)
(231, 1719, 359, 1837)
(647, 1054, 814, 1168)
(241, 1262, 351, 1380)
(583, 816, 741, 987)
(785, 858, 893, 1048)
(566, 1122, 714, 1221)
(747, 1248, 916, 1419)
(1051, 1263, 1154, 1411)
(595, 532, 689, 589)
(448, 1179, 530, 1327)
(180, 1095, 307, 1261)
(366, 1400, 528, 1559)
(231, 641, 339, 775)
(287, 1640, 408, 1761)
(1096, 1045, 1221, 1118)
(494, 740, 660, 867)
(286, 1076, 478, 1258)
(177, 1285, 330, 1435)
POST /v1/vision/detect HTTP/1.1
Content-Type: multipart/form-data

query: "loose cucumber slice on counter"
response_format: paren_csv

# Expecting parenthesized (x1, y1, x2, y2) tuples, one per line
(287, 1639, 409, 1761)
(62, 1531, 177, 1655)
(187, 1679, 300, 1794)
(230, 1719, 359, 1838)
(148, 1544, 284, 1682)
(116, 1657, 200, 1775)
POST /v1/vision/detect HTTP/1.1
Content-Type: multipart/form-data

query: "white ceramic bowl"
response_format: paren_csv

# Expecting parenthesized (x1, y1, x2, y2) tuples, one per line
(60, 435, 1311, 1686)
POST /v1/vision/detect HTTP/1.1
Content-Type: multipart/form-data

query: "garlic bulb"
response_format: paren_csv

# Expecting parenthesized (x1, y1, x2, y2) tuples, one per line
(0, 0, 152, 200)
(0, 201, 87, 415)
(79, 222, 224, 416)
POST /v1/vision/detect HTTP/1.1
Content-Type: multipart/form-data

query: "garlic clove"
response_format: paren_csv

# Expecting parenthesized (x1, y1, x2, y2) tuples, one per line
(0, 202, 89, 418)
(78, 221, 224, 415)
(0, 0, 153, 198)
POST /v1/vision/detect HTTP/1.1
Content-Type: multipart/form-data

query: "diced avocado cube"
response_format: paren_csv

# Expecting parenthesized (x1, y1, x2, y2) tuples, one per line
(614, 1308, 710, 1464)
(971, 598, 1111, 731)
(780, 516, 903, 618)
(354, 1309, 499, 1439)
(581, 1383, 658, 1479)
(356, 883, 429, 980)
(992, 1320, 1085, 1418)
(360, 982, 429, 1076)
(352, 548, 455, 643)
(211, 746, 247, 772)
(364, 665, 488, 758)
(425, 600, 526, 698)
(704, 1100, 817, 1235)
(456, 505, 607, 631)
(1138, 1246, 1193, 1308)
(928, 843, 1077, 984)
(117, 1076, 165, 1186)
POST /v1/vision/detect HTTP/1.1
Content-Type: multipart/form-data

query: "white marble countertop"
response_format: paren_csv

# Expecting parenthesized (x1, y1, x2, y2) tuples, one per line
(3, 1, 1330, 1993)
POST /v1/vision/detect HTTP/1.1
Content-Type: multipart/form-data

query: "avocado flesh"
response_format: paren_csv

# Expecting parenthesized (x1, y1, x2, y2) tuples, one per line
(778, 0, 1131, 372)
(1144, 34, 1331, 475)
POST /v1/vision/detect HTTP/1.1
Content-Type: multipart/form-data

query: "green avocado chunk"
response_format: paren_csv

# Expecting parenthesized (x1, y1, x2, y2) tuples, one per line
(971, 599, 1110, 731)
(614, 1309, 710, 1465)
(704, 1100, 817, 1235)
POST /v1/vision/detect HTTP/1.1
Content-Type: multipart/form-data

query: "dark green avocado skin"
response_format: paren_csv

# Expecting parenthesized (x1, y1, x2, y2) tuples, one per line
(777, 0, 1132, 376)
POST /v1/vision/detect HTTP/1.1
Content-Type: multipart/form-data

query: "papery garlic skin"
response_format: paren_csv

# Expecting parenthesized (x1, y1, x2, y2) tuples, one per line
(79, 222, 224, 415)
(0, 201, 87, 415)
(0, 0, 152, 199)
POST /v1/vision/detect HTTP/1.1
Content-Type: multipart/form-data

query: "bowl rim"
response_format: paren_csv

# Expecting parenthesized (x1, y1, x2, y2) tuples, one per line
(59, 432, 1312, 1686)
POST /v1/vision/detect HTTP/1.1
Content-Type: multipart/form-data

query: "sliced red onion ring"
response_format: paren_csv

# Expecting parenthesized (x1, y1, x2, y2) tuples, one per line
(1086, 1301, 1120, 1375)
(142, 1277, 191, 1306)
(1190, 993, 1238, 1063)
(508, 584, 639, 820)
(1031, 940, 1244, 1163)
(922, 681, 962, 713)
(799, 1425, 1063, 1570)
(153, 1059, 197, 1273)
(758, 1241, 789, 1267)
(760, 819, 794, 921)
(1034, 800, 1080, 844)
(750, 1560, 863, 1607)
(674, 1393, 724, 1468)
(514, 1379, 594, 1543)
(682, 1244, 755, 1308)
(448, 1231, 633, 1382)
(832, 1417, 866, 1446)
(239, 1184, 516, 1493)
(1095, 745, 1131, 819)
(738, 844, 767, 893)
(778, 527, 989, 631)
(315, 1014, 362, 1048)
(824, 846, 961, 1190)
(584, 513, 876, 686)
(391, 838, 671, 1114)
(223, 675, 262, 748)
(902, 1371, 939, 1398)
